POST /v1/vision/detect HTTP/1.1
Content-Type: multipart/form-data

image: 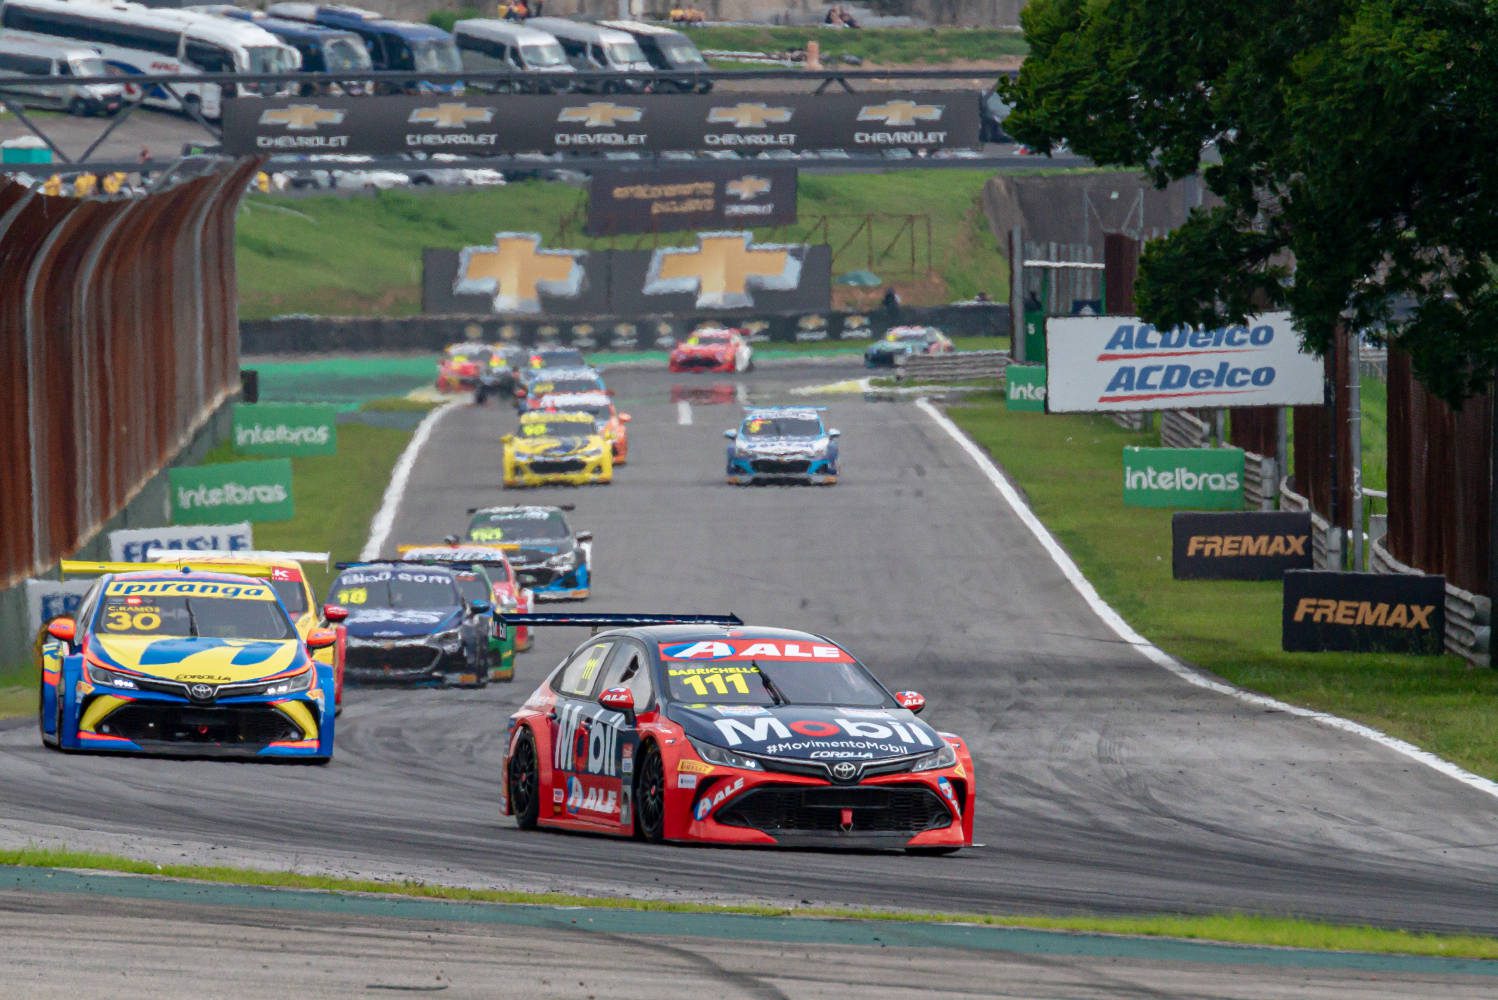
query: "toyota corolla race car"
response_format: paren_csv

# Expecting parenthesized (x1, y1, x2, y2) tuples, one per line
(725, 406, 839, 485)
(437, 342, 496, 392)
(863, 326, 954, 368)
(498, 615, 974, 851)
(540, 391, 631, 464)
(515, 366, 608, 413)
(504, 410, 614, 487)
(669, 326, 753, 373)
(526, 345, 586, 370)
(398, 542, 535, 679)
(39, 563, 337, 760)
(466, 505, 592, 600)
(327, 562, 494, 687)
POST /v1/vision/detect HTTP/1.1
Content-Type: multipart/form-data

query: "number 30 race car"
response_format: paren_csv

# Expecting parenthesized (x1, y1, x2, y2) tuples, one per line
(499, 614, 975, 852)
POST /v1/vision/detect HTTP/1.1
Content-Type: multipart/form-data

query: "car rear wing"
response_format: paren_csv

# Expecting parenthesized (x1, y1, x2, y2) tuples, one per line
(466, 503, 575, 513)
(396, 544, 514, 565)
(61, 560, 274, 578)
(149, 549, 330, 566)
(496, 612, 741, 638)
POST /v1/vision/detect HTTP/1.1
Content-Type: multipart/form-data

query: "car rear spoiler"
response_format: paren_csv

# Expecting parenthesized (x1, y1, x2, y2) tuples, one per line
(61, 560, 274, 578)
(496, 612, 742, 638)
(466, 503, 575, 513)
(149, 549, 331, 566)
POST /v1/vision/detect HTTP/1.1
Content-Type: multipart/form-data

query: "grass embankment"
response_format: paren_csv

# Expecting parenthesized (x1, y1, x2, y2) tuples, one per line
(4, 849, 1498, 960)
(237, 172, 1009, 319)
(944, 393, 1498, 777)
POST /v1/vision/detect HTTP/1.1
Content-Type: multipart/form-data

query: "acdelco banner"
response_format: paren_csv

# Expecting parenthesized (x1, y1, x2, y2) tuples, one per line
(169, 460, 294, 525)
(1172, 511, 1313, 580)
(1123, 447, 1244, 509)
(1282, 571, 1446, 654)
(223, 92, 979, 157)
(232, 403, 338, 457)
(108, 522, 255, 562)
(1046, 312, 1323, 412)
(587, 165, 797, 237)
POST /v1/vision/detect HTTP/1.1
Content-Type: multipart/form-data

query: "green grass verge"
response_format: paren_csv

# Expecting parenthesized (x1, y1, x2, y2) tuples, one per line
(3, 847, 1496, 959)
(237, 172, 1009, 318)
(944, 393, 1498, 778)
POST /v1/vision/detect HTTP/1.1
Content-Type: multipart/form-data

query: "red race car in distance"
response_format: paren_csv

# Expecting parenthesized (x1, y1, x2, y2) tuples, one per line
(499, 614, 975, 852)
(436, 342, 496, 392)
(668, 326, 753, 374)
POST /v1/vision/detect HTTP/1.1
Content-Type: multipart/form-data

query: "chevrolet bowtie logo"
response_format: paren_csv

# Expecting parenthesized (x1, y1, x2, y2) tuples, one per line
(857, 100, 943, 126)
(557, 103, 643, 128)
(725, 175, 771, 201)
(409, 103, 494, 128)
(259, 104, 345, 130)
(643, 232, 801, 310)
(707, 102, 793, 129)
(453, 233, 585, 315)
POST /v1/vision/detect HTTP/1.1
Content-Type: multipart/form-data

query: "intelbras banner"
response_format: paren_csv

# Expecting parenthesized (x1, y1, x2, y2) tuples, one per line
(1172, 511, 1313, 580)
(587, 165, 797, 237)
(1123, 447, 1244, 509)
(223, 93, 980, 157)
(1046, 312, 1324, 412)
(1282, 571, 1446, 654)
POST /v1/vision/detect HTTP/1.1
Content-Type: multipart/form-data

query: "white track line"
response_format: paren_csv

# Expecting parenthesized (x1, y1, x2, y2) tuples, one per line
(915, 397, 1498, 803)
(677, 400, 693, 425)
(360, 400, 462, 561)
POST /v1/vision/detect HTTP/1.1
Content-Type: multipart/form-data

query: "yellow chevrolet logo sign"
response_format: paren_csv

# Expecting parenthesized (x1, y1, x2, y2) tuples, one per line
(558, 103, 643, 128)
(725, 175, 771, 201)
(260, 105, 345, 130)
(857, 100, 943, 126)
(409, 103, 494, 128)
(707, 103, 793, 129)
(644, 233, 801, 309)
(453, 233, 585, 315)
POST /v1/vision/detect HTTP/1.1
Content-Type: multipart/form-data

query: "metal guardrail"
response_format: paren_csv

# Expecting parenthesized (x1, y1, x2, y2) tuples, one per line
(1161, 409, 1211, 449)
(894, 350, 1010, 383)
(1109, 411, 1149, 432)
(1370, 537, 1491, 666)
(1242, 450, 1279, 510)
(1280, 480, 1343, 571)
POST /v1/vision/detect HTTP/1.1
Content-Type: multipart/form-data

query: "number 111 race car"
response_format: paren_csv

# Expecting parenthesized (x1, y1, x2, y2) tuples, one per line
(499, 615, 975, 852)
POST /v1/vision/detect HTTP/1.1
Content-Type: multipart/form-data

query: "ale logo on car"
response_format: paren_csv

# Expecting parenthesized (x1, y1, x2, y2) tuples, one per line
(409, 103, 495, 128)
(557, 103, 643, 128)
(725, 175, 771, 201)
(857, 100, 942, 126)
(259, 104, 346, 131)
(453, 233, 586, 315)
(643, 233, 801, 310)
(707, 103, 792, 129)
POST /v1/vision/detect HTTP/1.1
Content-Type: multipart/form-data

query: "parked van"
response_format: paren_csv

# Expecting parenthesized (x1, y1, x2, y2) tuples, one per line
(0, 34, 123, 116)
(599, 20, 709, 93)
(524, 18, 651, 94)
(453, 19, 574, 93)
(267, 3, 462, 93)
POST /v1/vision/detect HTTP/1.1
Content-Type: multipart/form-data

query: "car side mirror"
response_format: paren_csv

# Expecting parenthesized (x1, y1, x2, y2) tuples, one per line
(599, 686, 634, 714)
(575, 530, 593, 542)
(501, 434, 514, 443)
(469, 600, 492, 616)
(828, 429, 841, 438)
(620, 413, 632, 422)
(894, 690, 926, 714)
(723, 429, 737, 439)
(307, 628, 338, 651)
(46, 618, 76, 643)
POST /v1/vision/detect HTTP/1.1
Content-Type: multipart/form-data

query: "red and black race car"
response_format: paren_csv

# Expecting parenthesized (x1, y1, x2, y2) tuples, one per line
(498, 614, 975, 852)
(668, 326, 753, 374)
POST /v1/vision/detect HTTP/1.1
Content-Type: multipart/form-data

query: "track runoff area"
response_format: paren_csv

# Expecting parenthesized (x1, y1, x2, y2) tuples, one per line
(7, 358, 1498, 996)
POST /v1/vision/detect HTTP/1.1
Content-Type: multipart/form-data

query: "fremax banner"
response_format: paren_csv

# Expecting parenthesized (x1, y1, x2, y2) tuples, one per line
(1045, 311, 1324, 412)
(1282, 571, 1446, 654)
(1171, 511, 1313, 580)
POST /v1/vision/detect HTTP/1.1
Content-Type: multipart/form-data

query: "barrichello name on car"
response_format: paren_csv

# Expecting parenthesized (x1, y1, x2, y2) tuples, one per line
(1046, 311, 1324, 413)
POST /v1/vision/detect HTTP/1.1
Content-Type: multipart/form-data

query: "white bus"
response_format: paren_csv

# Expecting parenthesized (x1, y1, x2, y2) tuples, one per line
(0, 0, 298, 119)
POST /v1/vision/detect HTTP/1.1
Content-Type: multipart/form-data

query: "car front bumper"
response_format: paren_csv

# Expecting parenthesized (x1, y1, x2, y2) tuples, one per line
(727, 454, 836, 485)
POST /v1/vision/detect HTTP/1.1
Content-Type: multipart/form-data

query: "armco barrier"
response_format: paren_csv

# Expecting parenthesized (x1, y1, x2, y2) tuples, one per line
(1161, 409, 1212, 449)
(1281, 479, 1343, 571)
(894, 350, 1010, 383)
(1243, 450, 1279, 511)
(1371, 537, 1491, 666)
(0, 159, 260, 625)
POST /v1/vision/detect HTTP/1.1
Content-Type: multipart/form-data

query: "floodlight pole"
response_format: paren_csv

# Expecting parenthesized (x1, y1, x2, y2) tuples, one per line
(1348, 331, 1364, 571)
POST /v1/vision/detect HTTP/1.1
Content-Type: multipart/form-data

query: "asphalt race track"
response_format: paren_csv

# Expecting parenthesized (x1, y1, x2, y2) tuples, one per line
(3, 359, 1498, 936)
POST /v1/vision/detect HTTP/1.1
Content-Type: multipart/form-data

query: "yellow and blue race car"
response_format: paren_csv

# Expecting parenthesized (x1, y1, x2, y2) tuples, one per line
(502, 410, 613, 487)
(38, 563, 337, 761)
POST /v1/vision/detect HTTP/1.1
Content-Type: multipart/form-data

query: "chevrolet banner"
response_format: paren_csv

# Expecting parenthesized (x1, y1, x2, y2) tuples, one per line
(1282, 571, 1446, 654)
(1171, 511, 1313, 580)
(223, 92, 980, 157)
(587, 165, 797, 237)
(1045, 312, 1324, 413)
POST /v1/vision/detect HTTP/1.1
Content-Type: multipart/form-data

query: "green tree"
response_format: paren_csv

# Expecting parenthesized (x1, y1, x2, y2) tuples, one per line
(1004, 0, 1498, 405)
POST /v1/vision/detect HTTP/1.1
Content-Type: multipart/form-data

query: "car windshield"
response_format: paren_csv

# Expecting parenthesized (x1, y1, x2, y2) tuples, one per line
(521, 41, 567, 67)
(96, 593, 295, 640)
(538, 376, 603, 395)
(452, 572, 488, 604)
(533, 349, 584, 367)
(329, 569, 458, 609)
(664, 658, 888, 707)
(521, 418, 591, 438)
(246, 45, 298, 74)
(412, 38, 463, 73)
(606, 40, 648, 65)
(467, 509, 571, 543)
(70, 56, 107, 77)
(688, 331, 731, 344)
(553, 403, 610, 422)
(657, 38, 705, 66)
(741, 415, 823, 438)
(269, 579, 307, 615)
(323, 36, 372, 72)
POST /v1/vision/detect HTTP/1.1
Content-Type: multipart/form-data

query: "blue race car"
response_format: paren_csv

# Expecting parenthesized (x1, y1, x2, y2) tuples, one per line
(724, 406, 840, 485)
(465, 504, 593, 600)
(39, 562, 337, 761)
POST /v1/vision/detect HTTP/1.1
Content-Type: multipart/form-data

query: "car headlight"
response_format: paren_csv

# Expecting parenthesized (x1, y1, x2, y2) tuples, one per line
(734, 441, 754, 457)
(807, 440, 828, 457)
(262, 667, 314, 696)
(687, 736, 763, 771)
(433, 627, 464, 651)
(909, 742, 957, 773)
(85, 660, 139, 690)
(544, 550, 579, 569)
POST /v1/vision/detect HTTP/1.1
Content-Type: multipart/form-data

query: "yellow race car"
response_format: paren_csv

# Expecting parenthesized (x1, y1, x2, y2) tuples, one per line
(503, 411, 613, 487)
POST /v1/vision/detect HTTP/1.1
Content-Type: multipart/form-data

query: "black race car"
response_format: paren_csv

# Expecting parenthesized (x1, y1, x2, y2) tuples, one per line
(465, 505, 592, 600)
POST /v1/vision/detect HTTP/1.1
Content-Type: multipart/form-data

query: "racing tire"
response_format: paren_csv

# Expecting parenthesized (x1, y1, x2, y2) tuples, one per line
(633, 741, 666, 842)
(38, 671, 56, 748)
(508, 729, 541, 829)
(68, 97, 88, 117)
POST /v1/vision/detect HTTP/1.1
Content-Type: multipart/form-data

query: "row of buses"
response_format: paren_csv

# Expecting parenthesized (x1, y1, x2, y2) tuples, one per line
(0, 0, 711, 120)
